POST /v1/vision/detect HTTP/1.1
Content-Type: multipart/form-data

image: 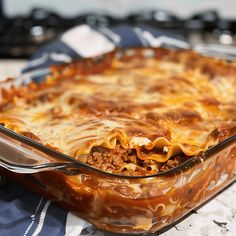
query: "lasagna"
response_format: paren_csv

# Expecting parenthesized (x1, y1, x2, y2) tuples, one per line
(1, 48, 236, 176)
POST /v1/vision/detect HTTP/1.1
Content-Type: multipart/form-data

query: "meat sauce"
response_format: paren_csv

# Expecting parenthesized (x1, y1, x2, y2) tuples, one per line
(86, 143, 186, 176)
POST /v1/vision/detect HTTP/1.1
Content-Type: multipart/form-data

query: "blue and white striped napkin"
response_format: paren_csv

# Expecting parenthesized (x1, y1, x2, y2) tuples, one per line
(22, 24, 187, 73)
(0, 24, 187, 236)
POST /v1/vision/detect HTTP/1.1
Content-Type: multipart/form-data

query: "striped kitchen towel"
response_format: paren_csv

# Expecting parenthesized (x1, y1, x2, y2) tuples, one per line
(22, 24, 187, 74)
(0, 24, 186, 236)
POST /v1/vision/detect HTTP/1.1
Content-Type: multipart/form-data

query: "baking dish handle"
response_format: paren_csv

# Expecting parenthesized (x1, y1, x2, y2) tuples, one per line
(0, 134, 72, 174)
(0, 126, 78, 174)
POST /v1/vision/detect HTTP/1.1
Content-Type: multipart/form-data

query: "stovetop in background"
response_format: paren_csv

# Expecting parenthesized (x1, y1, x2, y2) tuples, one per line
(0, 8, 235, 58)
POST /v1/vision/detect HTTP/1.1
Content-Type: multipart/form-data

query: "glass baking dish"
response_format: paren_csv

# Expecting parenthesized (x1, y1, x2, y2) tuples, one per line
(0, 48, 236, 234)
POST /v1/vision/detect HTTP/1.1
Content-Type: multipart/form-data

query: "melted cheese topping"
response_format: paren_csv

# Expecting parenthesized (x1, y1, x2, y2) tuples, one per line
(1, 48, 236, 168)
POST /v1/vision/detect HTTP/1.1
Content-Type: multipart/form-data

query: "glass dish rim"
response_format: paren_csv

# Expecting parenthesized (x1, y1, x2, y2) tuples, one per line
(1, 125, 235, 179)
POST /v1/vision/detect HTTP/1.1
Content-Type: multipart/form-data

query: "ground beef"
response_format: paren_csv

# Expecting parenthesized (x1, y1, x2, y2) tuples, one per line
(86, 145, 129, 171)
(160, 155, 185, 172)
(85, 143, 187, 176)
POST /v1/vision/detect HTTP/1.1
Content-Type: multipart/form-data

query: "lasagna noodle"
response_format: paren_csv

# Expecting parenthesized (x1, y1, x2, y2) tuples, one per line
(0, 48, 236, 173)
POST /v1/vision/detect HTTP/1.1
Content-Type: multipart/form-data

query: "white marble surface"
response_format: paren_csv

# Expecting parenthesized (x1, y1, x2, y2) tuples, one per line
(0, 60, 27, 81)
(0, 61, 235, 236)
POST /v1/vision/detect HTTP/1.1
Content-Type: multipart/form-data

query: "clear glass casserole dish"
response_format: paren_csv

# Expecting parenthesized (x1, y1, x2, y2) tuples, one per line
(0, 48, 235, 234)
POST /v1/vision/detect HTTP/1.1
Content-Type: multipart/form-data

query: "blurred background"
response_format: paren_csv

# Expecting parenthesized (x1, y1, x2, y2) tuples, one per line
(0, 0, 236, 58)
(0, 1, 235, 235)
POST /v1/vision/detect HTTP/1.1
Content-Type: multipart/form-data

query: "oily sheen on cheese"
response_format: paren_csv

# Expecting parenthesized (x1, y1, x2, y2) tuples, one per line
(0, 48, 236, 175)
